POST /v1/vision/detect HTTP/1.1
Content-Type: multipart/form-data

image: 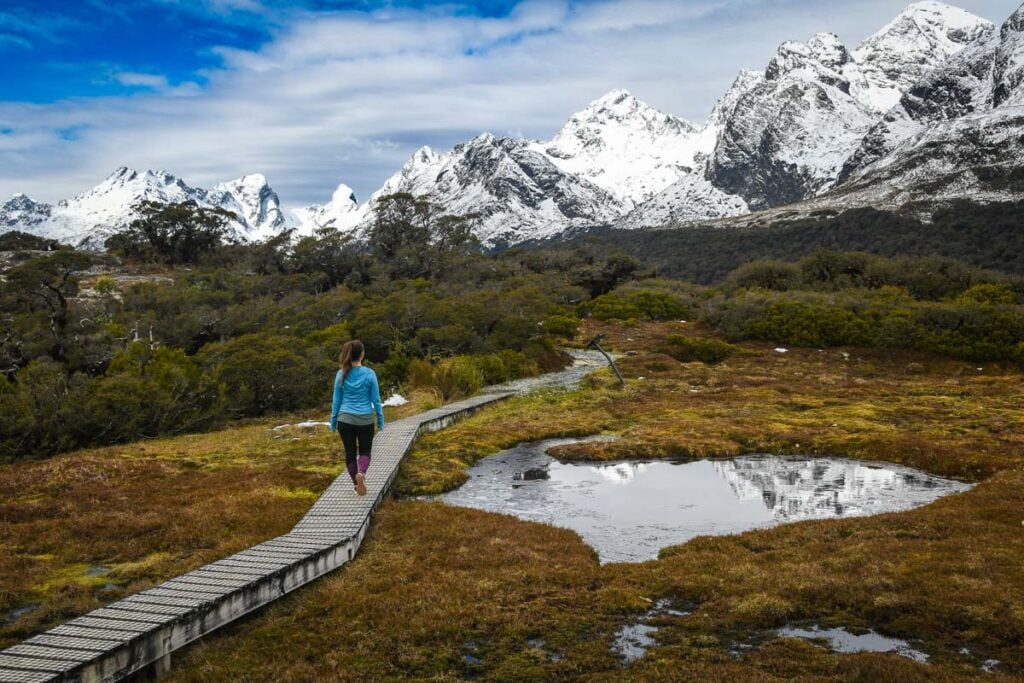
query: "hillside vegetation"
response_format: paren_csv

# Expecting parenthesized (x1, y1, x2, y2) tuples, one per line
(555, 201, 1024, 283)
(4, 198, 1023, 460)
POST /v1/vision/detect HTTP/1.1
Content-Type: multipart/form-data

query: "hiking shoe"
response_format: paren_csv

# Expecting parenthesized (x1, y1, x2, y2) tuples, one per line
(355, 472, 367, 496)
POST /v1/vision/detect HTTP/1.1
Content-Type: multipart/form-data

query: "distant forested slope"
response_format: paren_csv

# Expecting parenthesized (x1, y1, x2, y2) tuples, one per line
(544, 201, 1024, 283)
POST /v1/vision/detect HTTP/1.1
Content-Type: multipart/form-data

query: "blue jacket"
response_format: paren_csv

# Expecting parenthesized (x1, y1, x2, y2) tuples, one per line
(330, 366, 385, 431)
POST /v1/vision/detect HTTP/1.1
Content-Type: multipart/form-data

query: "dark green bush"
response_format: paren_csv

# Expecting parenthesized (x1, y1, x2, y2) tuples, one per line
(663, 335, 739, 364)
(542, 314, 579, 338)
(728, 260, 801, 291)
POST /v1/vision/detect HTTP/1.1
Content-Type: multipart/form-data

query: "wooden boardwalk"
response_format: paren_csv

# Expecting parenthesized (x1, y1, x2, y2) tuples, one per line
(0, 392, 511, 683)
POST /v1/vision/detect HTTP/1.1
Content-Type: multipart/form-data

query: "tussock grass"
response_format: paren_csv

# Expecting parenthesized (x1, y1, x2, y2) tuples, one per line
(400, 320, 1023, 495)
(4, 320, 1023, 678)
(0, 398, 427, 648)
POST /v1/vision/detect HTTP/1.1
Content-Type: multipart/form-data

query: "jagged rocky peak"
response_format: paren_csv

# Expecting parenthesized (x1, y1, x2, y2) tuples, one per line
(211, 173, 288, 239)
(1, 193, 53, 234)
(377, 145, 443, 196)
(768, 33, 852, 80)
(4, 193, 47, 212)
(849, 1, 993, 110)
(706, 29, 876, 210)
(291, 180, 365, 234)
(535, 89, 708, 207)
(854, 1, 994, 71)
(329, 183, 358, 208)
(0, 167, 294, 249)
(993, 4, 1024, 106)
(708, 70, 766, 125)
(548, 89, 699, 146)
(838, 3, 1017, 183)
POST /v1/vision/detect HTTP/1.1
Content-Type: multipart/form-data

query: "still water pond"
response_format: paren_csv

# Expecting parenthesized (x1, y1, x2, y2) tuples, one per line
(439, 438, 972, 563)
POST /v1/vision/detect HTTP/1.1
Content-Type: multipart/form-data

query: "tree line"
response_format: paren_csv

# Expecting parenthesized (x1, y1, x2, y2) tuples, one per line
(0, 194, 641, 460)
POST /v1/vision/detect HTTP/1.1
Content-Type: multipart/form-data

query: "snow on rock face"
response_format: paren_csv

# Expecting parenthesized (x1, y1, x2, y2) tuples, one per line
(705, 2, 994, 211)
(389, 133, 627, 245)
(0, 194, 53, 235)
(299, 133, 627, 246)
(210, 174, 288, 241)
(707, 33, 877, 211)
(618, 175, 748, 229)
(0, 168, 294, 249)
(992, 4, 1024, 106)
(839, 4, 1019, 184)
(849, 1, 993, 112)
(531, 89, 705, 208)
(298, 90, 742, 245)
(829, 105, 1024, 209)
(838, 30, 997, 183)
(292, 182, 366, 235)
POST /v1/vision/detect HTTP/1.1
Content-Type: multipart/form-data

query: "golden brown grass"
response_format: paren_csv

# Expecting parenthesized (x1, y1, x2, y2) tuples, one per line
(167, 320, 1023, 680)
(399, 320, 1023, 497)
(0, 392, 438, 649)
(4, 322, 1023, 679)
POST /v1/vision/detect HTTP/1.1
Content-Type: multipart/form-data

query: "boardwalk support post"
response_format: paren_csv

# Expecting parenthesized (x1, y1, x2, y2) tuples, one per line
(586, 334, 625, 387)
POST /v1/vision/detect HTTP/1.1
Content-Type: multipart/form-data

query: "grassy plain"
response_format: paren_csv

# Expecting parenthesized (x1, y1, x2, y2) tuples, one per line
(0, 394, 439, 649)
(3, 320, 1023, 680)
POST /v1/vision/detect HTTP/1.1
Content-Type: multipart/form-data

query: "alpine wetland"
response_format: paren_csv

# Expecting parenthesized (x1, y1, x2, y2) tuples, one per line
(2, 0, 1024, 681)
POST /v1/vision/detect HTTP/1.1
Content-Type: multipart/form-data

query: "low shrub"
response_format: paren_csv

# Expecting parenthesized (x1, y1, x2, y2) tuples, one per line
(663, 335, 739, 364)
(542, 314, 579, 338)
(434, 357, 484, 399)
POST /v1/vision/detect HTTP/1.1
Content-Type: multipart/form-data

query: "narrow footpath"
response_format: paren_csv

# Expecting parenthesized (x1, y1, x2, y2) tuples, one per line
(0, 350, 604, 683)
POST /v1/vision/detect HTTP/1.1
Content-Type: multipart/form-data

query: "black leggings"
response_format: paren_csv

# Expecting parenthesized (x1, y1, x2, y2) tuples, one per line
(337, 422, 374, 473)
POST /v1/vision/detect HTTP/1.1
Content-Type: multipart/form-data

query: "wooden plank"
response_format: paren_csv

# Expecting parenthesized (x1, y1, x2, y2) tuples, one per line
(0, 667, 57, 683)
(0, 391, 514, 682)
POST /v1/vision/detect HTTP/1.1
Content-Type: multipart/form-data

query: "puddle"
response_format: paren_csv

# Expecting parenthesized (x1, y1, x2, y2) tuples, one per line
(777, 625, 929, 662)
(612, 599, 691, 664)
(3, 604, 39, 624)
(85, 564, 109, 577)
(525, 638, 563, 662)
(440, 440, 971, 563)
(460, 641, 483, 667)
(613, 624, 657, 663)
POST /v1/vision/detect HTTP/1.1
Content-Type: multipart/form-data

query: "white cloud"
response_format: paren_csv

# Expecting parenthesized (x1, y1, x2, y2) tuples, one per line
(111, 71, 202, 96)
(1, 0, 1021, 208)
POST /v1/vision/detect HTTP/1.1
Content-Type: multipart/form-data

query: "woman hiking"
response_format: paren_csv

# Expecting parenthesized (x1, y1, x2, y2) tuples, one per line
(330, 340, 385, 496)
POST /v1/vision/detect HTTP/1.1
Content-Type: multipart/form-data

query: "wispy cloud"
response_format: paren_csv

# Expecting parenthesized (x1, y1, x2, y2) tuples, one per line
(0, 9, 83, 49)
(0, 0, 1019, 208)
(112, 71, 203, 96)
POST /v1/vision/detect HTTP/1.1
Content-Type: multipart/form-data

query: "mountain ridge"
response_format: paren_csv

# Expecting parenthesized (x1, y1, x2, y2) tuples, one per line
(2, 1, 1020, 250)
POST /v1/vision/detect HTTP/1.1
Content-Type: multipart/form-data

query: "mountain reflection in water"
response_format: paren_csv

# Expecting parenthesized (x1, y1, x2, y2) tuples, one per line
(439, 439, 972, 563)
(713, 456, 946, 521)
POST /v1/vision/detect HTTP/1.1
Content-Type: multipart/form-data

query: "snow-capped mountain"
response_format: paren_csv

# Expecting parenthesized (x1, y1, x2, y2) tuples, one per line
(822, 5, 1024, 210)
(291, 183, 363, 234)
(295, 92, 701, 243)
(297, 3, 1010, 243)
(847, 0, 994, 112)
(209, 174, 288, 241)
(706, 32, 879, 211)
(705, 2, 991, 212)
(528, 89, 707, 209)
(297, 134, 627, 246)
(0, 168, 291, 250)
(5, 2, 1021, 249)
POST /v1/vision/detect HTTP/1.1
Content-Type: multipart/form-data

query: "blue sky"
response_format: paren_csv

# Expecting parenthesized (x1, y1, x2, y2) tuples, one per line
(1, 1, 528, 101)
(2, 0, 1021, 207)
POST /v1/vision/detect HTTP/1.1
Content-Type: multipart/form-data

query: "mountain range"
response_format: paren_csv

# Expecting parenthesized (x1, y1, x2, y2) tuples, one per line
(2, 1, 1022, 250)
